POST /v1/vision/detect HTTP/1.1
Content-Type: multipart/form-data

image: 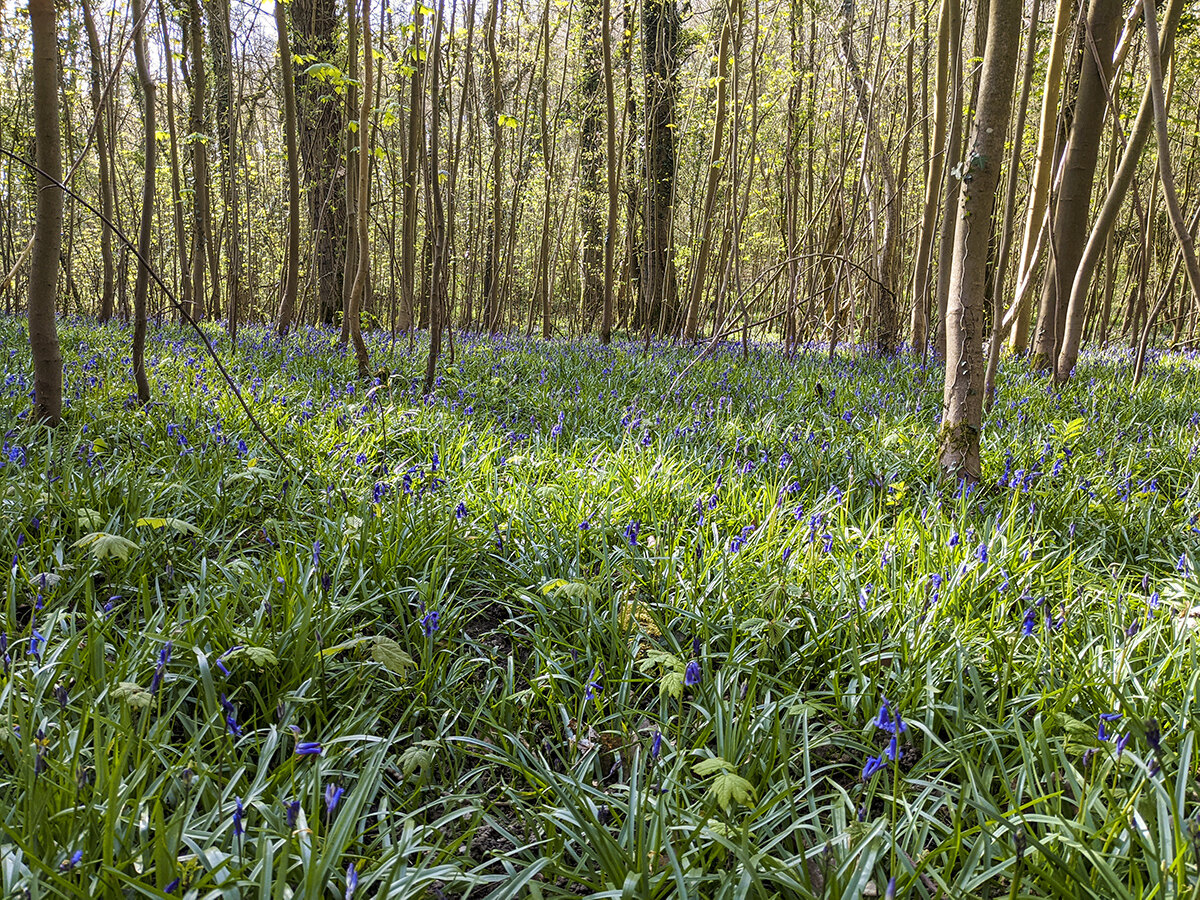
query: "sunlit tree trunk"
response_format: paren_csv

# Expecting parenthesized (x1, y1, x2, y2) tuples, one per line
(1030, 0, 1121, 371)
(939, 0, 1020, 481)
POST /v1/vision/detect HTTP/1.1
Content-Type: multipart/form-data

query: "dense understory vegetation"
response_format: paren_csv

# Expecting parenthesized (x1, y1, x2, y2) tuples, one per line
(3, 319, 1200, 897)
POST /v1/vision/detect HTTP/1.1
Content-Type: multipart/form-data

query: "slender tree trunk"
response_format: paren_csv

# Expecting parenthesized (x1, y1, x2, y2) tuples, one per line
(579, 0, 604, 332)
(158, 1, 191, 323)
(930, 0, 963, 361)
(424, 0, 449, 392)
(600, 0, 619, 343)
(27, 0, 63, 424)
(640, 0, 681, 336)
(1055, 0, 1186, 379)
(1031, 0, 1121, 371)
(939, 0, 1021, 481)
(982, 0, 1039, 409)
(1009, 0, 1072, 354)
(81, 0, 115, 325)
(131, 0, 155, 403)
(347, 0, 373, 377)
(682, 0, 733, 342)
(276, 0, 302, 336)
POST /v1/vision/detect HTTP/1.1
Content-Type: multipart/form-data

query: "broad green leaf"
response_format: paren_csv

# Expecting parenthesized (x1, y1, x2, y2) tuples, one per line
(708, 771, 755, 812)
(113, 682, 152, 709)
(225, 646, 279, 668)
(400, 744, 432, 778)
(77, 508, 104, 530)
(136, 517, 201, 534)
(73, 532, 139, 562)
(371, 637, 415, 673)
(693, 756, 735, 776)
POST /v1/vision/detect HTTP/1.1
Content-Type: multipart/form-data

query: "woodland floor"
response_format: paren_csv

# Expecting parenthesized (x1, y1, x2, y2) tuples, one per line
(2, 318, 1200, 898)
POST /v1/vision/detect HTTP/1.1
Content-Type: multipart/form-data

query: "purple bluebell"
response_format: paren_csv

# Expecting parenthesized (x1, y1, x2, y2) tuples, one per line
(684, 660, 701, 687)
(285, 799, 301, 828)
(421, 610, 440, 637)
(651, 731, 662, 758)
(295, 741, 324, 757)
(232, 797, 245, 836)
(346, 862, 359, 900)
(324, 783, 345, 815)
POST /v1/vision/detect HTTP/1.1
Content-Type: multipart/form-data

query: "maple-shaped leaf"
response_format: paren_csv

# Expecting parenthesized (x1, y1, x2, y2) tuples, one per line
(73, 532, 139, 562)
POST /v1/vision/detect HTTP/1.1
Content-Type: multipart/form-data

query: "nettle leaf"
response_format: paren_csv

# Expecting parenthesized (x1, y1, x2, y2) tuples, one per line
(225, 646, 279, 668)
(136, 517, 201, 535)
(73, 532, 139, 562)
(77, 508, 104, 530)
(343, 515, 364, 539)
(371, 637, 415, 673)
(400, 744, 433, 778)
(709, 771, 755, 812)
(113, 682, 152, 709)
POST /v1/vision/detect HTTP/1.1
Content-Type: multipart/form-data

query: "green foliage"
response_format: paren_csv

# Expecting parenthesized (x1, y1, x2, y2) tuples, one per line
(2, 320, 1200, 896)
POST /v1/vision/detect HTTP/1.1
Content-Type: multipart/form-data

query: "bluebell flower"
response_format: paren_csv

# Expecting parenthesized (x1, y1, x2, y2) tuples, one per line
(285, 799, 301, 828)
(455, 501, 468, 520)
(624, 520, 640, 546)
(165, 877, 180, 893)
(421, 610, 440, 637)
(59, 849, 83, 871)
(312, 541, 322, 568)
(685, 660, 701, 687)
(1021, 608, 1037, 636)
(232, 797, 245, 836)
(585, 665, 603, 701)
(1145, 718, 1161, 752)
(324, 783, 345, 815)
(345, 862, 359, 900)
(295, 741, 324, 757)
(651, 731, 662, 759)
(1116, 732, 1131, 757)
(862, 754, 887, 780)
(28, 625, 45, 661)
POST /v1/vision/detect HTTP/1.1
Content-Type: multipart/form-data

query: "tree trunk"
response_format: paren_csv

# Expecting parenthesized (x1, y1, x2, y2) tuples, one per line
(347, 0, 373, 377)
(27, 0, 63, 425)
(682, 0, 734, 342)
(81, 0, 115, 325)
(276, 0, 302, 336)
(1055, 0, 1186, 379)
(1030, 0, 1121, 371)
(939, 0, 1021, 481)
(600, 0, 619, 343)
(579, 0, 604, 332)
(131, 0, 155, 403)
(640, 0, 681, 337)
(293, 0, 346, 326)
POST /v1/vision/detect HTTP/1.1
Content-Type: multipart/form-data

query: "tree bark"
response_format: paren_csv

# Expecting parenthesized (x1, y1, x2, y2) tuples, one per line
(347, 0, 373, 378)
(939, 0, 1021, 482)
(131, 0, 155, 403)
(276, 0, 302, 336)
(81, 0, 115, 325)
(1030, 0, 1121, 371)
(27, 0, 63, 425)
(640, 0, 681, 337)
